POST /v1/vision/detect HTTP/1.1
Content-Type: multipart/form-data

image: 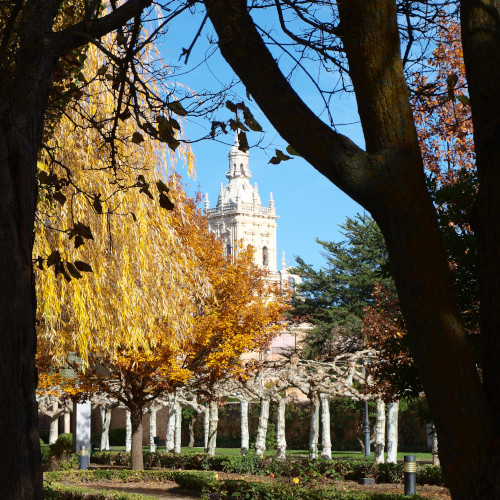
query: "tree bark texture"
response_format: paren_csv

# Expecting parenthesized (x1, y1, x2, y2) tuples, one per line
(255, 398, 270, 458)
(240, 400, 250, 455)
(386, 401, 399, 463)
(203, 1, 500, 496)
(204, 407, 209, 451)
(125, 410, 132, 453)
(64, 413, 71, 434)
(276, 397, 287, 459)
(309, 393, 320, 459)
(320, 395, 332, 460)
(149, 407, 157, 452)
(130, 406, 144, 470)
(207, 401, 218, 456)
(100, 408, 111, 451)
(0, 1, 155, 496)
(174, 402, 182, 453)
(188, 417, 196, 448)
(431, 423, 440, 466)
(165, 399, 176, 453)
(374, 399, 386, 464)
(49, 407, 59, 445)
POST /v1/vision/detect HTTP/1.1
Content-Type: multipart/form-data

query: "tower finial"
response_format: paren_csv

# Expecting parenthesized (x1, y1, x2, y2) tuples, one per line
(281, 250, 286, 270)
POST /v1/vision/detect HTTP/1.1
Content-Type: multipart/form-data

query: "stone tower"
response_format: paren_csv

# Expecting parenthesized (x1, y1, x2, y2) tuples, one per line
(205, 133, 279, 274)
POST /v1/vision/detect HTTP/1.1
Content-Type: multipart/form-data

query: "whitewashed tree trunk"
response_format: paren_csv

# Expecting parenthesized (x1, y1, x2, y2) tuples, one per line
(276, 397, 287, 459)
(174, 402, 182, 453)
(49, 415, 59, 445)
(100, 407, 111, 451)
(125, 410, 132, 452)
(165, 399, 177, 453)
(386, 400, 399, 463)
(240, 400, 249, 455)
(320, 394, 332, 459)
(374, 399, 386, 463)
(309, 392, 320, 459)
(431, 423, 440, 465)
(204, 407, 209, 451)
(149, 407, 157, 452)
(207, 401, 219, 456)
(255, 398, 270, 458)
(64, 412, 71, 434)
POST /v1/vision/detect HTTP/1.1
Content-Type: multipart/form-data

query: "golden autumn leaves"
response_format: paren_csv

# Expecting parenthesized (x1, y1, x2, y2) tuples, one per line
(35, 36, 290, 400)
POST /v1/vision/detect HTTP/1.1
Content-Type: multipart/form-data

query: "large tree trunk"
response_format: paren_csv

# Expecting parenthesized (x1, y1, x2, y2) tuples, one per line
(374, 399, 386, 464)
(204, 1, 500, 496)
(386, 401, 399, 464)
(309, 392, 320, 459)
(276, 397, 287, 459)
(101, 407, 111, 451)
(129, 405, 144, 470)
(320, 395, 332, 460)
(240, 400, 249, 455)
(206, 401, 218, 456)
(0, 6, 58, 498)
(255, 398, 270, 458)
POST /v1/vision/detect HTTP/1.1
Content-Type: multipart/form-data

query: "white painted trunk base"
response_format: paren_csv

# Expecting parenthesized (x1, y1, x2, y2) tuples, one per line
(386, 401, 399, 463)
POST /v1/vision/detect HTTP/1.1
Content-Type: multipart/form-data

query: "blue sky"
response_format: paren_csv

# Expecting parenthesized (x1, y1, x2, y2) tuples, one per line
(159, 8, 365, 269)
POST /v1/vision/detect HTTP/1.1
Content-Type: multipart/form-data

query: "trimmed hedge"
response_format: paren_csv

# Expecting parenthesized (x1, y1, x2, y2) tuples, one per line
(90, 451, 444, 486)
(44, 471, 426, 500)
(43, 482, 157, 500)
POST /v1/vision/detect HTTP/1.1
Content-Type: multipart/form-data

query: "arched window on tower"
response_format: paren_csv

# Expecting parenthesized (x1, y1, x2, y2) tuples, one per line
(262, 246, 269, 266)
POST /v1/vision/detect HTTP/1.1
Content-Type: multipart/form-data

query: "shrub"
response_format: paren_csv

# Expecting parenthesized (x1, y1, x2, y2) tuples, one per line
(41, 439, 51, 464)
(50, 433, 73, 459)
(43, 482, 157, 499)
(417, 464, 444, 485)
(108, 428, 126, 446)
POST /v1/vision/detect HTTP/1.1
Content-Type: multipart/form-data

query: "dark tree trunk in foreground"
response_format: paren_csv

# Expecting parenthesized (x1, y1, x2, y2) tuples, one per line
(204, 0, 500, 497)
(0, 1, 151, 496)
(130, 404, 144, 470)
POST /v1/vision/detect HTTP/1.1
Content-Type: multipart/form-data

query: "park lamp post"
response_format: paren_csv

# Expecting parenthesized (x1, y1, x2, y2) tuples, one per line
(361, 360, 370, 457)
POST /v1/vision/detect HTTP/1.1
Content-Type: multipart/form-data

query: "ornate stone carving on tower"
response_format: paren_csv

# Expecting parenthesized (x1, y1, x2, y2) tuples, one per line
(205, 133, 279, 276)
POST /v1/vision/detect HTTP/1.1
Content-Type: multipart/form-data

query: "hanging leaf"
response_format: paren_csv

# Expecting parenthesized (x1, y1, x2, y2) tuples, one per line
(166, 101, 188, 116)
(93, 196, 103, 214)
(156, 180, 170, 194)
(140, 185, 154, 200)
(66, 262, 83, 279)
(276, 149, 292, 161)
(238, 131, 249, 152)
(74, 235, 85, 249)
(159, 193, 175, 210)
(446, 73, 458, 90)
(132, 132, 144, 144)
(47, 250, 61, 267)
(74, 261, 93, 273)
(286, 145, 300, 156)
(53, 191, 67, 206)
(226, 100, 237, 113)
(269, 157, 281, 165)
(457, 94, 470, 106)
(167, 140, 180, 152)
(245, 116, 262, 132)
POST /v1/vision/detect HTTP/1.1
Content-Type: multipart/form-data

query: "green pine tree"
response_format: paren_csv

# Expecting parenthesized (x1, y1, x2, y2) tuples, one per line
(291, 213, 395, 359)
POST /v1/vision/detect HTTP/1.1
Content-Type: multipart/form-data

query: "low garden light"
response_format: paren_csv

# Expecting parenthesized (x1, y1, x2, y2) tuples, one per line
(79, 445, 88, 470)
(404, 455, 417, 495)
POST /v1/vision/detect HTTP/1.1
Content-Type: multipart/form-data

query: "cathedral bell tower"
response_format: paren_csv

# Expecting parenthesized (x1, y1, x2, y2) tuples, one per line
(205, 133, 278, 273)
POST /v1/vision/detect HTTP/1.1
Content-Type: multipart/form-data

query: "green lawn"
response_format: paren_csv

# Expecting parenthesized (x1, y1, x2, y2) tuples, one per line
(106, 445, 432, 462)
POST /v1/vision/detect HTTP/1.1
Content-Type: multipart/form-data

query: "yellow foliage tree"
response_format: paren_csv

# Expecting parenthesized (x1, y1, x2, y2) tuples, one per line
(35, 38, 207, 367)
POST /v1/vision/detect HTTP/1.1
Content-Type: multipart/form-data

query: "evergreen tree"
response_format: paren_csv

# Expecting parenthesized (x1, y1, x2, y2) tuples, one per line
(291, 214, 395, 359)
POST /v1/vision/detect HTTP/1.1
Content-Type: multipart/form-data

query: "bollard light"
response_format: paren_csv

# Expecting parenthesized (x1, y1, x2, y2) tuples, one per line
(404, 455, 416, 495)
(79, 445, 88, 470)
